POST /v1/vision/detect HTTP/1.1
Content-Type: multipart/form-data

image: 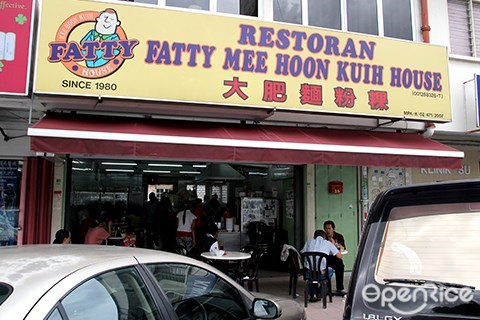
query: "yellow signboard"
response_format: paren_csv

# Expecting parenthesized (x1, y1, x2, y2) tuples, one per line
(34, 0, 452, 121)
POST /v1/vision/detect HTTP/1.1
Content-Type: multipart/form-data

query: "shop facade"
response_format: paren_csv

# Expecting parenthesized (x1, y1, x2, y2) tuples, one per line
(2, 0, 476, 271)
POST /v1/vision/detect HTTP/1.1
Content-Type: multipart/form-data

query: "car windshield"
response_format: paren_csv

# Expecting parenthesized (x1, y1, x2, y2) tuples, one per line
(0, 283, 13, 306)
(375, 202, 480, 289)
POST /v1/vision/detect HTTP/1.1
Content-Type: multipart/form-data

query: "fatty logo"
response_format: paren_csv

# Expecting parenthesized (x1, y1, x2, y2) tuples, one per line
(48, 8, 139, 79)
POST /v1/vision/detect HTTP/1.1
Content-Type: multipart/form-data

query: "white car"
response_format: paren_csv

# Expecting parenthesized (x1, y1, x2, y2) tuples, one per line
(0, 245, 305, 320)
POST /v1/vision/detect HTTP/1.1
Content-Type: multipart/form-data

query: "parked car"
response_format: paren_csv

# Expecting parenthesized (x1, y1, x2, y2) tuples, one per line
(0, 245, 305, 320)
(344, 180, 480, 319)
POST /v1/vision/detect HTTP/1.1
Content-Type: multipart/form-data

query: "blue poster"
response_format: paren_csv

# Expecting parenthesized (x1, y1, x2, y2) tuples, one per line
(0, 160, 19, 246)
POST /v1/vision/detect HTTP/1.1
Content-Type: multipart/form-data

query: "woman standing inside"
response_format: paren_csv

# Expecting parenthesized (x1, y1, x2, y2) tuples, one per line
(175, 201, 196, 253)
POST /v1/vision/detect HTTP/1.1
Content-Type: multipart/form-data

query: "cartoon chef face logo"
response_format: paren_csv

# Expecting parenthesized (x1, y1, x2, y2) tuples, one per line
(48, 8, 139, 79)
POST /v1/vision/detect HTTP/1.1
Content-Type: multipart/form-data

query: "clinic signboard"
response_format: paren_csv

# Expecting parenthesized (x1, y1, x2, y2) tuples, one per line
(0, 0, 34, 95)
(34, 0, 452, 122)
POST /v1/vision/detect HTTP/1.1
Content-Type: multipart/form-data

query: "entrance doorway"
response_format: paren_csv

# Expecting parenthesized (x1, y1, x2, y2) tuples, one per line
(66, 159, 294, 261)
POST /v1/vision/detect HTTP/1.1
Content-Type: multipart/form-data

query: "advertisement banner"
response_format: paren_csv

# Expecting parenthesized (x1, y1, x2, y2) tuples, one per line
(0, 160, 19, 246)
(0, 0, 34, 95)
(34, 0, 452, 121)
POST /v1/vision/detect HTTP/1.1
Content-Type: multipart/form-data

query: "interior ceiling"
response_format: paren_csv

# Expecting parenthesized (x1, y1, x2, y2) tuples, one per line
(71, 158, 293, 180)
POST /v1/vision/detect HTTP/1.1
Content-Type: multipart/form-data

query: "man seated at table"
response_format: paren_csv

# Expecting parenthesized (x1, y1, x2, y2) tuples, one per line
(187, 223, 219, 260)
(324, 220, 346, 295)
(301, 229, 342, 302)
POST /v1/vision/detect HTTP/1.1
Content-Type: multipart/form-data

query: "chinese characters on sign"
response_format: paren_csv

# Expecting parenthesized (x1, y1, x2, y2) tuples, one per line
(223, 77, 388, 112)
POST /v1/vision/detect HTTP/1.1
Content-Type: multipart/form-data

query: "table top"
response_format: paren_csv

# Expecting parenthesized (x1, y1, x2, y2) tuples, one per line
(108, 237, 124, 240)
(201, 251, 251, 261)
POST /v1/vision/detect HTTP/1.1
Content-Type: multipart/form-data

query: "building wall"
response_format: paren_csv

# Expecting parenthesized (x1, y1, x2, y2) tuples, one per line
(0, 137, 34, 158)
(411, 149, 480, 184)
(315, 165, 358, 271)
(4, 0, 479, 247)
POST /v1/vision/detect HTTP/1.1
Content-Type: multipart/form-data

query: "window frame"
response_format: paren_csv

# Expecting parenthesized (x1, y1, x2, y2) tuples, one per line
(448, 0, 480, 58)
(144, 262, 251, 320)
(154, 0, 263, 18)
(270, 0, 417, 41)
(43, 265, 173, 320)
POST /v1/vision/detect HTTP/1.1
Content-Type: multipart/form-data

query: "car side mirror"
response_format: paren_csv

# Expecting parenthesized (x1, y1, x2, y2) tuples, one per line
(252, 298, 281, 319)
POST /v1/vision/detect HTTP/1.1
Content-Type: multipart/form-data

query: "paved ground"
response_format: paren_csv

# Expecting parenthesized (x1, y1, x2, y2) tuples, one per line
(256, 269, 349, 320)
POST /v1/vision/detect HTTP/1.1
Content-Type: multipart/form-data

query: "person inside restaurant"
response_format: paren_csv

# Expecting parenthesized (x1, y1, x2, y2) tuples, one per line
(187, 223, 219, 260)
(53, 229, 71, 244)
(301, 229, 342, 303)
(84, 214, 113, 245)
(323, 220, 346, 294)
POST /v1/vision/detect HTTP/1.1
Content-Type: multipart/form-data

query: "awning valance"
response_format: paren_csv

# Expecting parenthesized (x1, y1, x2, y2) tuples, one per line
(28, 114, 463, 169)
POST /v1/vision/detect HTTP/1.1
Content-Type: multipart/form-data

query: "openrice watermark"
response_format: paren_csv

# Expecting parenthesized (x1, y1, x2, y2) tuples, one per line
(362, 283, 474, 315)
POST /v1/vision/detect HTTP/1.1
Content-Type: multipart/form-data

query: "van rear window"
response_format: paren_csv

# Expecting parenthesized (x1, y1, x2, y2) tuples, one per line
(375, 202, 480, 289)
(0, 283, 13, 306)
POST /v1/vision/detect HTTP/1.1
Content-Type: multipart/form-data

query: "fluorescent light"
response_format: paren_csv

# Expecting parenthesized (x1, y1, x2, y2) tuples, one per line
(193, 164, 207, 168)
(143, 170, 171, 174)
(72, 160, 85, 164)
(101, 162, 137, 166)
(73, 167, 92, 171)
(248, 172, 268, 176)
(148, 163, 183, 167)
(179, 171, 201, 174)
(105, 169, 134, 172)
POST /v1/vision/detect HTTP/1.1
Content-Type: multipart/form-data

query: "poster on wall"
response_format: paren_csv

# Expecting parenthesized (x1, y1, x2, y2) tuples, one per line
(0, 0, 35, 95)
(367, 167, 410, 206)
(0, 161, 19, 246)
(285, 189, 294, 220)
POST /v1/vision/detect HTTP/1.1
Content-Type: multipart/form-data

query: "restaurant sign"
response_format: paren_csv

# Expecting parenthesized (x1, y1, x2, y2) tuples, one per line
(34, 0, 452, 121)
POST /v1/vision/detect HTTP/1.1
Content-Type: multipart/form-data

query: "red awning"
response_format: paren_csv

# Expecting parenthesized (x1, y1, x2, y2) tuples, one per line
(28, 113, 463, 168)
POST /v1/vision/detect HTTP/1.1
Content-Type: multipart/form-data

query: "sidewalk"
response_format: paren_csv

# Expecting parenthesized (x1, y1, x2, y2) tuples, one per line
(257, 269, 349, 320)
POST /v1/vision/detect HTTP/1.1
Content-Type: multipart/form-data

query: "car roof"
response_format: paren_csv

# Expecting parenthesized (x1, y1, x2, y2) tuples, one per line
(0, 245, 201, 316)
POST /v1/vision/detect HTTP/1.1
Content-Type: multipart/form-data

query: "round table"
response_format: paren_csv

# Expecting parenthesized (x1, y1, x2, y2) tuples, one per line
(200, 251, 251, 261)
(106, 237, 124, 246)
(201, 251, 251, 277)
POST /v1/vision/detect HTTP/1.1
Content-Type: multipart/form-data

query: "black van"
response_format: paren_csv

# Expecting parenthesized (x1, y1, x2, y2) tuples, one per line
(344, 180, 480, 319)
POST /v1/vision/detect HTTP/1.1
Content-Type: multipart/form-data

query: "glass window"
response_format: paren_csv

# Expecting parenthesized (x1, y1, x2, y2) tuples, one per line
(0, 283, 12, 306)
(273, 0, 302, 24)
(211, 184, 228, 204)
(347, 0, 378, 35)
(60, 267, 162, 320)
(166, 0, 209, 10)
(383, 0, 412, 40)
(218, 0, 258, 17)
(46, 308, 63, 320)
(142, 0, 159, 4)
(308, 0, 341, 30)
(448, 0, 480, 57)
(147, 263, 250, 320)
(375, 204, 480, 287)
